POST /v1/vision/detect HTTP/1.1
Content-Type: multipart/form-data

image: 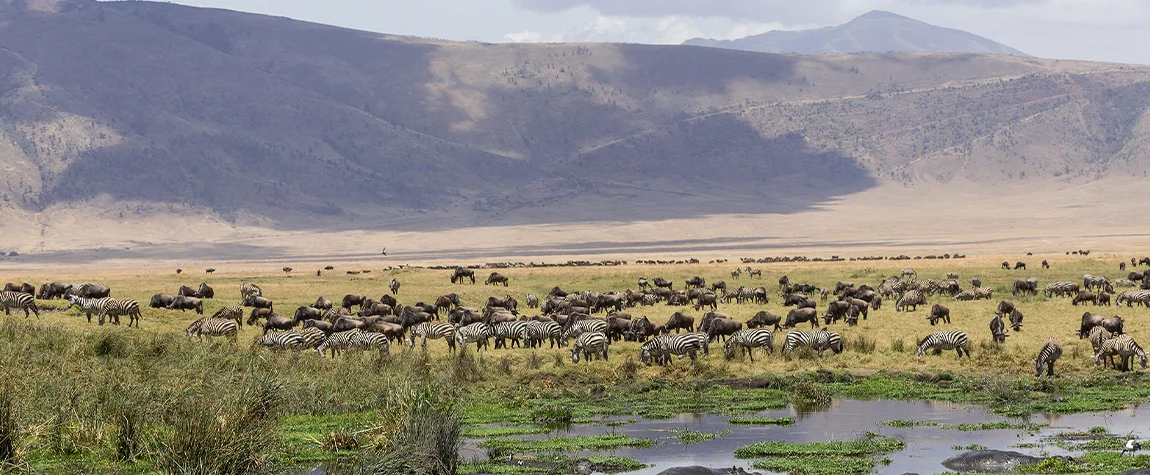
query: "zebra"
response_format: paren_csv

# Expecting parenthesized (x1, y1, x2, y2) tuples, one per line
(186, 317, 238, 342)
(492, 321, 530, 349)
(916, 331, 971, 358)
(524, 320, 563, 349)
(639, 333, 707, 366)
(211, 305, 245, 327)
(409, 322, 457, 351)
(1035, 337, 1062, 377)
(1116, 279, 1138, 288)
(724, 329, 774, 362)
(1087, 325, 1112, 355)
(240, 281, 262, 299)
(0, 291, 39, 319)
(972, 287, 994, 300)
(65, 295, 114, 323)
(783, 329, 843, 358)
(747, 269, 762, 279)
(990, 314, 1007, 343)
(1083, 274, 1112, 292)
(895, 290, 926, 312)
(389, 279, 400, 295)
(316, 329, 390, 358)
(952, 290, 978, 301)
(1094, 335, 1148, 371)
(730, 269, 741, 280)
(255, 331, 305, 352)
(900, 268, 917, 279)
(455, 323, 493, 351)
(1116, 290, 1150, 307)
(570, 331, 609, 363)
(99, 298, 142, 327)
(564, 319, 608, 342)
(298, 327, 327, 350)
(1044, 281, 1079, 298)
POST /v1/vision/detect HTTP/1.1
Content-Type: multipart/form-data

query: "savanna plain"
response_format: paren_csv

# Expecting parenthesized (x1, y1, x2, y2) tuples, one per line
(1, 254, 1149, 474)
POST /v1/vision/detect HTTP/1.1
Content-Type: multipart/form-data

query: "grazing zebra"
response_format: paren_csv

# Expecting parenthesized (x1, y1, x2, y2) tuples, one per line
(0, 291, 39, 319)
(1094, 335, 1148, 371)
(952, 290, 978, 301)
(409, 322, 457, 351)
(298, 327, 327, 350)
(730, 269, 741, 280)
(1087, 326, 1112, 354)
(564, 319, 608, 342)
(895, 290, 926, 312)
(240, 281, 262, 299)
(639, 333, 707, 365)
(783, 329, 843, 358)
(1116, 290, 1150, 307)
(990, 314, 1007, 343)
(1083, 274, 1111, 292)
(900, 268, 917, 279)
(316, 329, 390, 358)
(1035, 337, 1062, 377)
(99, 298, 142, 327)
(570, 331, 609, 363)
(186, 317, 238, 342)
(255, 331, 305, 352)
(1044, 281, 1079, 298)
(389, 279, 400, 295)
(525, 294, 540, 308)
(972, 287, 994, 300)
(455, 323, 493, 351)
(916, 331, 971, 358)
(492, 321, 530, 349)
(65, 295, 114, 323)
(211, 306, 245, 327)
(724, 329, 774, 361)
(525, 320, 563, 349)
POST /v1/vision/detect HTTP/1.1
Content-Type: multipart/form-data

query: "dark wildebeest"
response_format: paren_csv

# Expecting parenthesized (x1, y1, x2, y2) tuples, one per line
(485, 295, 518, 313)
(928, 304, 950, 325)
(971, 277, 982, 288)
(294, 306, 324, 324)
(1079, 313, 1124, 338)
(485, 272, 509, 286)
(38, 282, 72, 300)
(824, 301, 852, 325)
(451, 267, 476, 284)
(606, 314, 632, 341)
(333, 316, 366, 333)
(843, 297, 869, 320)
(167, 295, 204, 314)
(711, 280, 727, 294)
(700, 313, 741, 342)
(449, 307, 483, 326)
(549, 286, 568, 298)
(665, 312, 695, 333)
(243, 295, 274, 312)
(990, 314, 1008, 343)
(1072, 291, 1098, 306)
(4, 283, 33, 295)
(996, 300, 1015, 316)
(1130, 272, 1145, 282)
(591, 294, 625, 313)
(71, 283, 111, 299)
(1009, 309, 1024, 331)
(871, 295, 883, 311)
(747, 311, 782, 331)
(685, 276, 705, 290)
(178, 285, 202, 298)
(784, 307, 819, 329)
(693, 292, 718, 312)
(1098, 292, 1111, 307)
(149, 293, 177, 309)
(1014, 261, 1026, 270)
(1001, 261, 1010, 270)
(435, 293, 462, 315)
(341, 294, 366, 310)
(260, 313, 296, 334)
(778, 275, 789, 289)
(377, 294, 398, 308)
(1012, 280, 1036, 296)
(247, 308, 273, 326)
(653, 278, 673, 290)
(638, 277, 650, 289)
(358, 301, 393, 317)
(366, 321, 407, 343)
(198, 283, 214, 299)
(1041, 260, 1050, 269)
(313, 296, 333, 310)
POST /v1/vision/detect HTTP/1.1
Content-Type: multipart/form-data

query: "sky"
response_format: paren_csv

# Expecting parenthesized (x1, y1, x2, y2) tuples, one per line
(159, 0, 1150, 65)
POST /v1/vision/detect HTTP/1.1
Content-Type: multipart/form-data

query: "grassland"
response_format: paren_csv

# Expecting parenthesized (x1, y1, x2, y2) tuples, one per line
(0, 253, 1148, 472)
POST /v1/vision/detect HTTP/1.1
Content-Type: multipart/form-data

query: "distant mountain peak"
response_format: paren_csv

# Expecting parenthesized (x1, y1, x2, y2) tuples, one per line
(684, 11, 1027, 57)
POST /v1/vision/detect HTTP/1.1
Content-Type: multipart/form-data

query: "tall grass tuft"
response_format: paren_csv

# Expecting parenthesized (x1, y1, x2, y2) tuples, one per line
(890, 338, 906, 353)
(852, 335, 876, 354)
(0, 387, 18, 466)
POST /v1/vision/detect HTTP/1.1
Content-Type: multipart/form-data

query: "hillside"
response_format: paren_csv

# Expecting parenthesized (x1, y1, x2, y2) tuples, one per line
(2, 0, 1150, 259)
(684, 11, 1028, 56)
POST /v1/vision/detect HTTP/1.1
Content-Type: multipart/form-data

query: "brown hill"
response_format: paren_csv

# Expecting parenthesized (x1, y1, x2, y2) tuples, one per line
(1, 0, 1150, 258)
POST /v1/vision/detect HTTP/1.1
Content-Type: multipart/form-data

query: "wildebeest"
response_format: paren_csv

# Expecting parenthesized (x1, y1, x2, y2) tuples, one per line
(843, 297, 869, 320)
(37, 282, 72, 300)
(313, 296, 333, 310)
(485, 295, 518, 313)
(167, 295, 204, 314)
(591, 294, 625, 313)
(1014, 262, 1027, 270)
(1012, 279, 1037, 296)
(435, 293, 462, 315)
(243, 295, 274, 311)
(451, 267, 476, 284)
(685, 276, 705, 289)
(484, 272, 509, 286)
(3, 283, 33, 295)
(1001, 261, 1010, 270)
(693, 292, 718, 312)
(259, 313, 296, 334)
(784, 307, 819, 329)
(971, 277, 982, 288)
(1072, 291, 1098, 306)
(1041, 260, 1049, 269)
(149, 293, 177, 309)
(990, 314, 1008, 343)
(357, 301, 393, 317)
(341, 294, 366, 310)
(198, 283, 214, 299)
(823, 300, 852, 325)
(638, 277, 650, 289)
(996, 300, 1015, 316)
(1079, 312, 1123, 337)
(747, 311, 782, 331)
(653, 278, 673, 290)
(294, 306, 324, 323)
(711, 280, 727, 294)
(700, 312, 741, 342)
(69, 283, 111, 299)
(178, 285, 202, 298)
(665, 312, 696, 333)
(1008, 309, 1024, 331)
(928, 304, 950, 325)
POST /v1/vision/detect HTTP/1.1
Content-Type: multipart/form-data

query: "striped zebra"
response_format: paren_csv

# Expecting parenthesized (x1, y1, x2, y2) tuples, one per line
(1116, 290, 1150, 308)
(186, 317, 239, 342)
(564, 319, 608, 342)
(1035, 337, 1062, 377)
(211, 306, 245, 327)
(240, 281, 262, 299)
(952, 290, 978, 301)
(0, 291, 39, 319)
(895, 290, 926, 312)
(255, 331, 305, 352)
(1087, 326, 1113, 356)
(298, 327, 327, 350)
(1083, 274, 1112, 292)
(99, 298, 142, 327)
(1044, 281, 1079, 298)
(316, 329, 390, 358)
(723, 328, 774, 362)
(409, 322, 457, 352)
(65, 295, 114, 323)
(783, 329, 843, 358)
(1094, 334, 1148, 371)
(916, 331, 971, 358)
(455, 323, 493, 352)
(1116, 279, 1138, 288)
(972, 287, 994, 300)
(492, 321, 530, 349)
(525, 320, 563, 349)
(640, 333, 707, 365)
(570, 331, 609, 363)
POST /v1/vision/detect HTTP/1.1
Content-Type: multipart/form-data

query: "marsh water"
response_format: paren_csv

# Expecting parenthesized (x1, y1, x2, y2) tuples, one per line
(459, 399, 1148, 474)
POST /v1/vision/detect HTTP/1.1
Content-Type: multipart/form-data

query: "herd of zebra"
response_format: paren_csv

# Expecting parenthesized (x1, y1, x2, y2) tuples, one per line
(3, 261, 1149, 376)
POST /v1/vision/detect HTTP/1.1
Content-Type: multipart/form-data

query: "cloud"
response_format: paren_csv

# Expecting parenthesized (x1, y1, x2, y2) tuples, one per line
(504, 30, 545, 42)
(557, 15, 787, 44)
(511, 0, 846, 23)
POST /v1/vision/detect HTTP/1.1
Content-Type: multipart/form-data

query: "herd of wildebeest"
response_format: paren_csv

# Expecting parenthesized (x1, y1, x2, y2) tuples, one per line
(2, 257, 1150, 376)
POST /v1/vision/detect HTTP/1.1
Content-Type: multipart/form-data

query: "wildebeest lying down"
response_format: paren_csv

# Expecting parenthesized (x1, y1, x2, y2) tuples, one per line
(167, 295, 203, 314)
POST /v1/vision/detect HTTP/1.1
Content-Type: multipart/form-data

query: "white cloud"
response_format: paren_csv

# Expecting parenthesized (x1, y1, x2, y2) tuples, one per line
(504, 30, 545, 42)
(558, 14, 790, 44)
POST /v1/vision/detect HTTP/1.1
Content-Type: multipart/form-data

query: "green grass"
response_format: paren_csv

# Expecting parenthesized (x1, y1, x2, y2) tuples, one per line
(670, 428, 731, 444)
(479, 434, 653, 453)
(727, 416, 795, 426)
(882, 419, 940, 427)
(736, 433, 905, 475)
(462, 427, 551, 438)
(458, 455, 648, 475)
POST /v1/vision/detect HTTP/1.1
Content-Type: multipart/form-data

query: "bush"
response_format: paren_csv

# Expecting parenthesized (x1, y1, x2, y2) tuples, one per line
(790, 381, 832, 408)
(852, 335, 876, 354)
(890, 338, 906, 353)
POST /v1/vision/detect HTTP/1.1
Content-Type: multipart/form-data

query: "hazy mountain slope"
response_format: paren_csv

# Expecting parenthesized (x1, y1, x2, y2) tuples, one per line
(684, 11, 1027, 56)
(1, 0, 1148, 242)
